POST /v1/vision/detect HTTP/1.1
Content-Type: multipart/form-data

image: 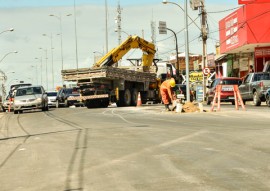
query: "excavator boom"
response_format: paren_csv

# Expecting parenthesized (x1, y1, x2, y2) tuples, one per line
(93, 35, 156, 68)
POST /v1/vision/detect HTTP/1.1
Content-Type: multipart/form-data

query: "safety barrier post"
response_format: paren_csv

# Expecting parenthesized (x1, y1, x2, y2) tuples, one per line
(233, 85, 246, 111)
(211, 85, 221, 111)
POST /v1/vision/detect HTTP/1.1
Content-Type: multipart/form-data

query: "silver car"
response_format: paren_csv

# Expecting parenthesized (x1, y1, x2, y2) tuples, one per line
(47, 91, 57, 107)
(13, 85, 48, 114)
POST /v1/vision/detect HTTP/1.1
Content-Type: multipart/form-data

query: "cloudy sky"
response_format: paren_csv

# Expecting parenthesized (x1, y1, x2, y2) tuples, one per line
(0, 0, 240, 91)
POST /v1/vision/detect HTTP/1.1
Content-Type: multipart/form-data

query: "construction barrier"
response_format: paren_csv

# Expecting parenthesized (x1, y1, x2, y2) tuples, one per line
(211, 85, 245, 111)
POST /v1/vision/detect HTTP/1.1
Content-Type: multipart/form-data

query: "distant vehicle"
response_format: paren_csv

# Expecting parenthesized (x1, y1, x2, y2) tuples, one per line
(56, 87, 83, 108)
(47, 91, 57, 107)
(9, 83, 32, 97)
(13, 85, 48, 114)
(206, 77, 242, 105)
(1, 95, 13, 112)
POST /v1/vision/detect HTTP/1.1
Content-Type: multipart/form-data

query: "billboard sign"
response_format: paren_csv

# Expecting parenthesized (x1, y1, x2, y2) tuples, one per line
(238, 0, 255, 4)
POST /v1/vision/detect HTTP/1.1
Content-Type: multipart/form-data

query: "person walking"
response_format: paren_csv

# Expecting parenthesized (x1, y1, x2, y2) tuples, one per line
(160, 78, 176, 111)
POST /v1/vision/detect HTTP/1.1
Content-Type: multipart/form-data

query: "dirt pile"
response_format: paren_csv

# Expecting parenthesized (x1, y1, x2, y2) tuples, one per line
(182, 102, 201, 113)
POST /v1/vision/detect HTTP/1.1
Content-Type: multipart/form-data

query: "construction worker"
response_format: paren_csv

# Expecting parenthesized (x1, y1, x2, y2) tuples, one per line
(160, 78, 176, 111)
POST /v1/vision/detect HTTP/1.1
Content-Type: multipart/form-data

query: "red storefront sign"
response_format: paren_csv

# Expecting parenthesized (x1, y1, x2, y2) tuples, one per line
(239, 0, 270, 4)
(255, 47, 270, 58)
(219, 3, 270, 54)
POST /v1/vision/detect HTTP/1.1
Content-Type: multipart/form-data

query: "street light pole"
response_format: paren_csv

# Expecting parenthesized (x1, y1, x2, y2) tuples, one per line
(105, 0, 108, 53)
(35, 57, 42, 86)
(0, 28, 14, 35)
(40, 48, 48, 90)
(165, 27, 179, 82)
(43, 34, 55, 90)
(162, 0, 190, 102)
(49, 14, 64, 71)
(0, 51, 18, 64)
(66, 0, 79, 70)
(184, 0, 190, 102)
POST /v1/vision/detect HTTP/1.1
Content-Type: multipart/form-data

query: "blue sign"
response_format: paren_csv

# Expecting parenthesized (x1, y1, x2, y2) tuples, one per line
(196, 85, 203, 102)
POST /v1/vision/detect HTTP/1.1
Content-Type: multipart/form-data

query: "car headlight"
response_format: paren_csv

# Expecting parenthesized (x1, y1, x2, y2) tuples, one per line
(14, 100, 21, 104)
(36, 98, 42, 102)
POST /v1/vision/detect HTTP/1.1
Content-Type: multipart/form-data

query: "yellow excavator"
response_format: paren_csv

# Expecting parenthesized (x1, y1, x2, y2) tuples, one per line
(93, 35, 156, 70)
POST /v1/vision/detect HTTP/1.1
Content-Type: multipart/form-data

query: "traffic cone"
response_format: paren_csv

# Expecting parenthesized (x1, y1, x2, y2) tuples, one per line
(137, 92, 142, 106)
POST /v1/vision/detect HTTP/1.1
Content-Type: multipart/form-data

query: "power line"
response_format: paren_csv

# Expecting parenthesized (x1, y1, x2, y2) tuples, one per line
(207, 6, 241, 14)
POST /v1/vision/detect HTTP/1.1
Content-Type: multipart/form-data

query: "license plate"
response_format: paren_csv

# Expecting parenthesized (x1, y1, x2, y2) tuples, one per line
(228, 97, 235, 99)
(222, 85, 233, 91)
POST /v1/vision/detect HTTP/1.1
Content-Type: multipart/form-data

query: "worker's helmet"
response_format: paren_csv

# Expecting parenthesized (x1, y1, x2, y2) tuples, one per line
(169, 78, 176, 87)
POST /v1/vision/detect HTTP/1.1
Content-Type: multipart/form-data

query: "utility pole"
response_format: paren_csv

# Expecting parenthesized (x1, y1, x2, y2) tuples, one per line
(200, 1, 208, 101)
(115, 1, 122, 67)
(190, 0, 207, 101)
(116, 1, 122, 45)
(105, 0, 108, 53)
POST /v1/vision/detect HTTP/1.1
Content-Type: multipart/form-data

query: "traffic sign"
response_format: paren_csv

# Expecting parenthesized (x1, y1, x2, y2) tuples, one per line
(158, 21, 167, 34)
(203, 67, 210, 75)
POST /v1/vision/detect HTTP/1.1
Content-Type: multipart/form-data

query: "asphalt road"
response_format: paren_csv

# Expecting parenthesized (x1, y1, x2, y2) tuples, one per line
(0, 103, 270, 191)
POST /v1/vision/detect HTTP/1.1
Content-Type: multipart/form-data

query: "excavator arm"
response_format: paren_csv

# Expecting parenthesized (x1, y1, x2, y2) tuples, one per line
(93, 35, 156, 69)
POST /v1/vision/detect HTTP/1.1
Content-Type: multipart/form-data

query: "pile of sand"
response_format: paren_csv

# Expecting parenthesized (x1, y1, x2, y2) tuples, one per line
(182, 102, 201, 113)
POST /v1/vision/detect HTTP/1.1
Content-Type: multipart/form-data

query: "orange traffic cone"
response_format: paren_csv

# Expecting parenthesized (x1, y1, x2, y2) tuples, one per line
(137, 92, 142, 106)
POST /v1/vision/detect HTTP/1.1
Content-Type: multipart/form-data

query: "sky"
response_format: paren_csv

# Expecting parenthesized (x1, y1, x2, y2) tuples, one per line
(0, 0, 240, 92)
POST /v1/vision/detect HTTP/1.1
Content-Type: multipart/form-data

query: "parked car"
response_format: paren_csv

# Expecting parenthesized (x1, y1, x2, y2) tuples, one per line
(239, 72, 270, 106)
(13, 85, 48, 114)
(1, 95, 13, 112)
(47, 91, 57, 107)
(264, 88, 270, 107)
(206, 77, 242, 105)
(56, 87, 83, 108)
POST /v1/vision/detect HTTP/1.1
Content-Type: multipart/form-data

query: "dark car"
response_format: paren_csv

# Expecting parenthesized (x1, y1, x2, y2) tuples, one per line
(264, 88, 270, 107)
(56, 87, 83, 108)
(206, 77, 242, 105)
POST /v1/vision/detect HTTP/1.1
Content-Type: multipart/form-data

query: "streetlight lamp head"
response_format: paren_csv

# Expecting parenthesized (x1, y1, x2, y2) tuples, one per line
(66, 14, 72, 16)
(14, 51, 18, 53)
(9, 28, 14, 32)
(162, 0, 168, 4)
(49, 14, 54, 16)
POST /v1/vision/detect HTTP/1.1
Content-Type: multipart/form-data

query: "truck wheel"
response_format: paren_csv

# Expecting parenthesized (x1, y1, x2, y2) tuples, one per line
(56, 100, 60, 108)
(253, 92, 261, 106)
(64, 100, 69, 107)
(266, 95, 270, 107)
(117, 89, 131, 107)
(100, 99, 110, 108)
(131, 88, 138, 106)
(14, 110, 18, 114)
(123, 89, 132, 106)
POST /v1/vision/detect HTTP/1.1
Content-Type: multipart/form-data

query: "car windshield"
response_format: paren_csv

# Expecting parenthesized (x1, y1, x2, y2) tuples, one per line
(219, 79, 242, 85)
(16, 87, 42, 96)
(47, 92, 57, 96)
(66, 88, 79, 94)
(254, 73, 270, 81)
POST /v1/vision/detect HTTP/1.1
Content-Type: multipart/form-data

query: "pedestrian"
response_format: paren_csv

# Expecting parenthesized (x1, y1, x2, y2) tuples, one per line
(249, 65, 254, 73)
(160, 78, 176, 111)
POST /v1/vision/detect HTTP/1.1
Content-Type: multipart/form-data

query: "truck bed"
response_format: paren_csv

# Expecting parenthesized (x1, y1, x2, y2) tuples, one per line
(62, 66, 157, 83)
